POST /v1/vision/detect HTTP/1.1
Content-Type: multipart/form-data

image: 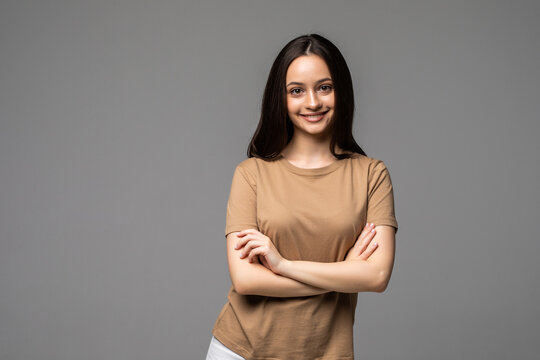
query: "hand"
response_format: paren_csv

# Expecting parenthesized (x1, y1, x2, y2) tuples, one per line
(344, 222, 379, 261)
(235, 229, 286, 274)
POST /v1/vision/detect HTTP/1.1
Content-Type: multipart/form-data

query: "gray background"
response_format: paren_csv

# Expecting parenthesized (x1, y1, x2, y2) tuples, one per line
(1, 0, 539, 359)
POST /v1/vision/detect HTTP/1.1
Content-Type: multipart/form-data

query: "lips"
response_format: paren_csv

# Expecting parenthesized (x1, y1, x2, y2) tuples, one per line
(300, 110, 329, 122)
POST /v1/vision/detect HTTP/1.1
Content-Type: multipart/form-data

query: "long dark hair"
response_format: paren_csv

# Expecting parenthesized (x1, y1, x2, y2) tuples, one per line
(247, 33, 367, 160)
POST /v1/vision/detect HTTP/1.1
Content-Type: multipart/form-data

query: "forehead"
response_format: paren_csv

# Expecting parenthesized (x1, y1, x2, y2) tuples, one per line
(286, 55, 331, 82)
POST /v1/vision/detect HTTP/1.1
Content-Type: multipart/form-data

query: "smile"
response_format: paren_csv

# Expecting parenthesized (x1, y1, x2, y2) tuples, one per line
(300, 110, 329, 122)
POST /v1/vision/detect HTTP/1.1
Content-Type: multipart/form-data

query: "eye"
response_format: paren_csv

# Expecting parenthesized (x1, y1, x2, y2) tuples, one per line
(320, 84, 333, 92)
(289, 88, 303, 95)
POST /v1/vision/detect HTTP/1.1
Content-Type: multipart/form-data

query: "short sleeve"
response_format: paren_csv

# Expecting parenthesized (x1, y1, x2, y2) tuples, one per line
(366, 160, 398, 234)
(224, 162, 259, 238)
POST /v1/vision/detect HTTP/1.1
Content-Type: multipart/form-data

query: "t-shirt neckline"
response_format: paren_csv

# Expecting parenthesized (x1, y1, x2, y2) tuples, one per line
(277, 153, 354, 176)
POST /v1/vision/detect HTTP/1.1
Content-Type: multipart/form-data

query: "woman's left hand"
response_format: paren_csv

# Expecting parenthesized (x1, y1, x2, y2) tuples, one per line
(235, 229, 286, 274)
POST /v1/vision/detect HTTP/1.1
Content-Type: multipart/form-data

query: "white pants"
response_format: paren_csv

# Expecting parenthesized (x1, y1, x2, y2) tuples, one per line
(205, 335, 246, 360)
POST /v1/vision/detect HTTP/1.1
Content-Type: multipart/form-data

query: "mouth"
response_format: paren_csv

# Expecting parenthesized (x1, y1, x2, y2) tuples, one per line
(300, 110, 329, 122)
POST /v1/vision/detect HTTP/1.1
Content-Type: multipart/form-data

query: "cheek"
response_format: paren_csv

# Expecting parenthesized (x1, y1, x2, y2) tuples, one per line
(287, 98, 301, 113)
(326, 94, 335, 107)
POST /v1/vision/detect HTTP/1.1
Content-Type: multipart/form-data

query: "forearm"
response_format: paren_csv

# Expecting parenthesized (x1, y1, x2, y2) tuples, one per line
(238, 261, 330, 297)
(277, 259, 385, 293)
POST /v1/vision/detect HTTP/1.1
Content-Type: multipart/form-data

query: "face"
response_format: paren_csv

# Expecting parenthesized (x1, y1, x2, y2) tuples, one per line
(285, 54, 335, 139)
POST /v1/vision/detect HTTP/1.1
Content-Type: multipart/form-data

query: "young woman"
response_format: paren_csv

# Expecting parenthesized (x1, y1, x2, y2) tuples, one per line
(206, 34, 398, 360)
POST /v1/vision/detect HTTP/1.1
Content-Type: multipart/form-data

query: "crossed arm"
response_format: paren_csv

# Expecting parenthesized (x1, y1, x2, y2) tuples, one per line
(226, 224, 396, 297)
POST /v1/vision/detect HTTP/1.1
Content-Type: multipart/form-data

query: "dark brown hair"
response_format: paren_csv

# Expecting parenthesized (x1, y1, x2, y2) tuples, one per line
(247, 33, 367, 160)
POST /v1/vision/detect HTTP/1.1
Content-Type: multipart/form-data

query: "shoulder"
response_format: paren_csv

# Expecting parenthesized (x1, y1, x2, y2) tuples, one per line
(350, 153, 388, 172)
(235, 156, 263, 174)
(234, 156, 283, 185)
(350, 154, 395, 187)
(236, 157, 256, 169)
(236, 155, 279, 172)
(232, 157, 270, 185)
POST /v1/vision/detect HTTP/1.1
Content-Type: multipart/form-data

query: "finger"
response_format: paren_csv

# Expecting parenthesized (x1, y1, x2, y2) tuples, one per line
(239, 238, 255, 258)
(357, 229, 374, 251)
(234, 234, 248, 250)
(252, 254, 261, 264)
(247, 246, 264, 263)
(240, 239, 262, 259)
(236, 228, 260, 237)
(362, 222, 374, 233)
(355, 224, 369, 242)
(235, 233, 259, 250)
(359, 241, 378, 260)
(354, 228, 376, 256)
(355, 223, 375, 247)
(260, 256, 269, 268)
(359, 228, 376, 249)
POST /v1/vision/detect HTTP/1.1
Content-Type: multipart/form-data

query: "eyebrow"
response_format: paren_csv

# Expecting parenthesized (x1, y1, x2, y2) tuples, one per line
(286, 77, 332, 87)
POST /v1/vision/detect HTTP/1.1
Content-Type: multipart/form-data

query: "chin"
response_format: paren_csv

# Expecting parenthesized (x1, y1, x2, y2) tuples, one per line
(304, 125, 331, 137)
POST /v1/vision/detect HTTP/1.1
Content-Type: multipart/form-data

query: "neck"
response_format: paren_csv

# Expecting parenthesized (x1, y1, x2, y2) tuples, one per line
(281, 132, 345, 162)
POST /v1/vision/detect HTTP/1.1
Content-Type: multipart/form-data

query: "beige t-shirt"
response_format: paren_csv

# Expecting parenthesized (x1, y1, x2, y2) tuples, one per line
(212, 153, 398, 359)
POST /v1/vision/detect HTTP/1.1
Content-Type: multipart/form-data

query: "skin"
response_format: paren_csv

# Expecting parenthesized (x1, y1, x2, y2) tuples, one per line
(227, 224, 384, 297)
(229, 54, 396, 295)
(282, 54, 341, 166)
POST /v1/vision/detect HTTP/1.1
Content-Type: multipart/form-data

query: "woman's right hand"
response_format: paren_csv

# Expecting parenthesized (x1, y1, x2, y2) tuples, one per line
(344, 222, 378, 261)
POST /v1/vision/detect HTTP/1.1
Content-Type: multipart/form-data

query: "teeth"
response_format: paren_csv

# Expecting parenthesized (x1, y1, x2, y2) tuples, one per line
(302, 111, 326, 120)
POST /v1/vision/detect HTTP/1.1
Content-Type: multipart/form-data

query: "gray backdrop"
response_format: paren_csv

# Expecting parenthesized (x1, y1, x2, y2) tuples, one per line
(1, 1, 539, 359)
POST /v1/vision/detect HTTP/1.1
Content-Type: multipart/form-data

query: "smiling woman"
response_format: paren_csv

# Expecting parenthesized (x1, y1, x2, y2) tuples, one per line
(207, 33, 398, 360)
(286, 58, 335, 135)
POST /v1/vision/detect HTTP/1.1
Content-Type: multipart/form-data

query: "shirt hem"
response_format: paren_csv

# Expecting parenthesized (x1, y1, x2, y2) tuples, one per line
(211, 329, 254, 359)
(212, 327, 354, 360)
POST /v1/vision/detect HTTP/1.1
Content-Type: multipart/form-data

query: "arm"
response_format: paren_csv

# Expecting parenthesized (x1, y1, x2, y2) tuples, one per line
(276, 225, 396, 293)
(223, 165, 326, 297)
(226, 232, 330, 297)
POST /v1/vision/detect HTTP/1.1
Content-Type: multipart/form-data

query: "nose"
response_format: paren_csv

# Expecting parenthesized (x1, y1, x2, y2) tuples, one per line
(306, 89, 322, 110)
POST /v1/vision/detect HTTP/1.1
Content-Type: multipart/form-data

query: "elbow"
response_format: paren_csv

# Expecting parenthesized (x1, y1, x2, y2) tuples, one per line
(233, 282, 245, 295)
(229, 271, 244, 294)
(372, 269, 391, 293)
(232, 276, 253, 295)
(232, 278, 247, 295)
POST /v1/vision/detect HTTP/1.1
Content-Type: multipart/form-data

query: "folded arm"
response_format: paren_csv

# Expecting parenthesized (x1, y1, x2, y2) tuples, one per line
(229, 225, 395, 296)
(276, 225, 396, 293)
(226, 232, 330, 297)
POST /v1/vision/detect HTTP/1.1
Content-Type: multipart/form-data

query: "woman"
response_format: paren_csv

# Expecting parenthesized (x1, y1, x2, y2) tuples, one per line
(206, 33, 398, 360)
